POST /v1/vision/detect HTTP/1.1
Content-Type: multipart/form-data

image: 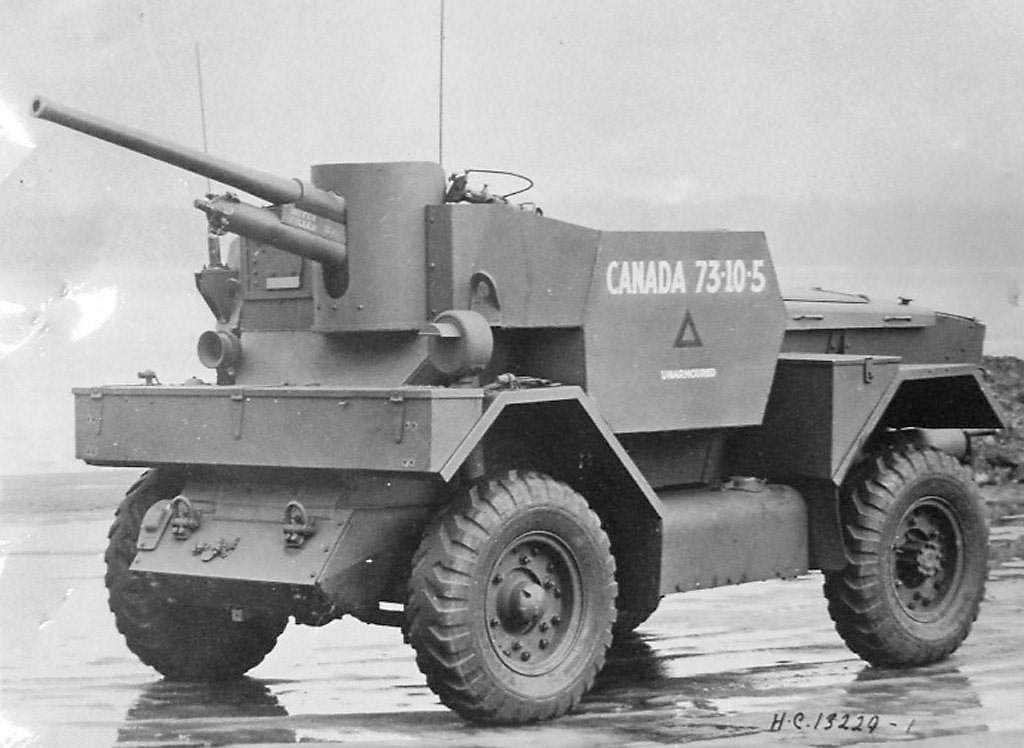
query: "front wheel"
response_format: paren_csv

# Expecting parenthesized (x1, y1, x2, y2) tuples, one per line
(823, 446, 988, 667)
(405, 471, 617, 723)
(612, 601, 659, 638)
(106, 470, 288, 681)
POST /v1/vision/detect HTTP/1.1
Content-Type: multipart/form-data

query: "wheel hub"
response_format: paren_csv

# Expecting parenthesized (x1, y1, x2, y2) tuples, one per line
(485, 533, 581, 675)
(892, 497, 963, 619)
(916, 542, 942, 576)
(497, 580, 546, 627)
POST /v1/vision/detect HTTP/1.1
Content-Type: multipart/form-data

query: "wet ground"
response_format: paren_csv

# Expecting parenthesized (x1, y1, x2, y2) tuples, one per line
(2, 471, 1023, 747)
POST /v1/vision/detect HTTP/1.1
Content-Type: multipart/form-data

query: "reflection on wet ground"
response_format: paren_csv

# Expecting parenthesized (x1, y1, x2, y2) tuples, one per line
(104, 618, 1020, 747)
(2, 479, 1023, 746)
(117, 681, 293, 746)
(103, 633, 1011, 748)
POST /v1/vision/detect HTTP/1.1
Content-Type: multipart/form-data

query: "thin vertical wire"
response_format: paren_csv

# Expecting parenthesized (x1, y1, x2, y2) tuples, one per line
(195, 42, 212, 194)
(438, 0, 445, 166)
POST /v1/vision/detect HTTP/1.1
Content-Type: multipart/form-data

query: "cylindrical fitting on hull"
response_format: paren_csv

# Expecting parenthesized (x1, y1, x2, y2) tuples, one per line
(901, 428, 971, 460)
(420, 309, 493, 377)
(198, 330, 242, 370)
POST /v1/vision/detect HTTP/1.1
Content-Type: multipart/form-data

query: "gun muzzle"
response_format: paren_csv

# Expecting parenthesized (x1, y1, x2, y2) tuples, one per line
(31, 96, 346, 224)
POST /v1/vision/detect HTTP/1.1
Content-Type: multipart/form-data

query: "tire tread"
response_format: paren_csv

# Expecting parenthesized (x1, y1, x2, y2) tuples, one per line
(824, 446, 987, 667)
(105, 470, 287, 681)
(405, 471, 616, 723)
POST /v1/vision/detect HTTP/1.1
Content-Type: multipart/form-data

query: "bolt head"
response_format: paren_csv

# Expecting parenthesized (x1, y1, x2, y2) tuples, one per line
(553, 587, 562, 598)
(492, 573, 503, 585)
(539, 639, 549, 650)
(521, 651, 531, 661)
(490, 617, 499, 628)
(519, 555, 530, 565)
(539, 621, 549, 632)
(551, 616, 561, 627)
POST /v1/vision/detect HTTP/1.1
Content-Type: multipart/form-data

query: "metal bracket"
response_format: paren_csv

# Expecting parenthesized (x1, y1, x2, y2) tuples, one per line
(825, 330, 846, 355)
(192, 536, 240, 562)
(862, 356, 876, 384)
(88, 390, 104, 435)
(283, 501, 316, 548)
(389, 393, 407, 444)
(137, 500, 172, 551)
(136, 370, 161, 386)
(230, 391, 246, 439)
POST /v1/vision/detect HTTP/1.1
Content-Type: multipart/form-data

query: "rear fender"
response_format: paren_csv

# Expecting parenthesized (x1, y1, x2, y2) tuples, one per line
(735, 356, 1005, 570)
(838, 365, 1004, 491)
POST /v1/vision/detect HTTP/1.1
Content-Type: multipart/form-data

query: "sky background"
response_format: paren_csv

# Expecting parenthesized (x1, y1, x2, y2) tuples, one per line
(1, 0, 1023, 474)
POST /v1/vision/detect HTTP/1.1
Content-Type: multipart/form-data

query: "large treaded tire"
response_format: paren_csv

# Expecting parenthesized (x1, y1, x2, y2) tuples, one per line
(612, 604, 658, 638)
(105, 470, 288, 681)
(823, 446, 988, 668)
(405, 470, 617, 724)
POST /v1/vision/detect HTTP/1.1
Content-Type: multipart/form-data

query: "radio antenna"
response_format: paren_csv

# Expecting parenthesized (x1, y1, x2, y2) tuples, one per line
(195, 42, 222, 267)
(194, 42, 212, 194)
(438, 0, 446, 165)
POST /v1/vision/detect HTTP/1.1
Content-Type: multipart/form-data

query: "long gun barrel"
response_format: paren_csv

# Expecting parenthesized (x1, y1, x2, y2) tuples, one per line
(30, 96, 346, 224)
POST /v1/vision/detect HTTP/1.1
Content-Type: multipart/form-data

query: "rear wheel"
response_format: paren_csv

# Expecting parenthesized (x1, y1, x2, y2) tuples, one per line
(823, 446, 988, 667)
(106, 470, 288, 680)
(405, 471, 617, 723)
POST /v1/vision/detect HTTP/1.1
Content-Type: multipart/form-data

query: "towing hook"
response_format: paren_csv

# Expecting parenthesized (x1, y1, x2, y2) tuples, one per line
(169, 495, 201, 540)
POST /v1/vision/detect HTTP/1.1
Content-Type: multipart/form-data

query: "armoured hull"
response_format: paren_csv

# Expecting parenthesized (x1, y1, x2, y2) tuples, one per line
(39, 94, 1008, 725)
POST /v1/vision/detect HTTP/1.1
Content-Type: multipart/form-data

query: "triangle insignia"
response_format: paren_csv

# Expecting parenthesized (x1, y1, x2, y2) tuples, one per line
(674, 309, 702, 348)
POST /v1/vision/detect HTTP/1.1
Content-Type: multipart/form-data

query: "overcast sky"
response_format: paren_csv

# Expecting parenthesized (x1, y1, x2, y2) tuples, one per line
(1, 0, 1023, 473)
(4, 2, 1024, 208)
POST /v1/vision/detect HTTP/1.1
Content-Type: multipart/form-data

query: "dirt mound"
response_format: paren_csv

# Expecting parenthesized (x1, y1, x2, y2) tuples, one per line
(975, 356, 1024, 486)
